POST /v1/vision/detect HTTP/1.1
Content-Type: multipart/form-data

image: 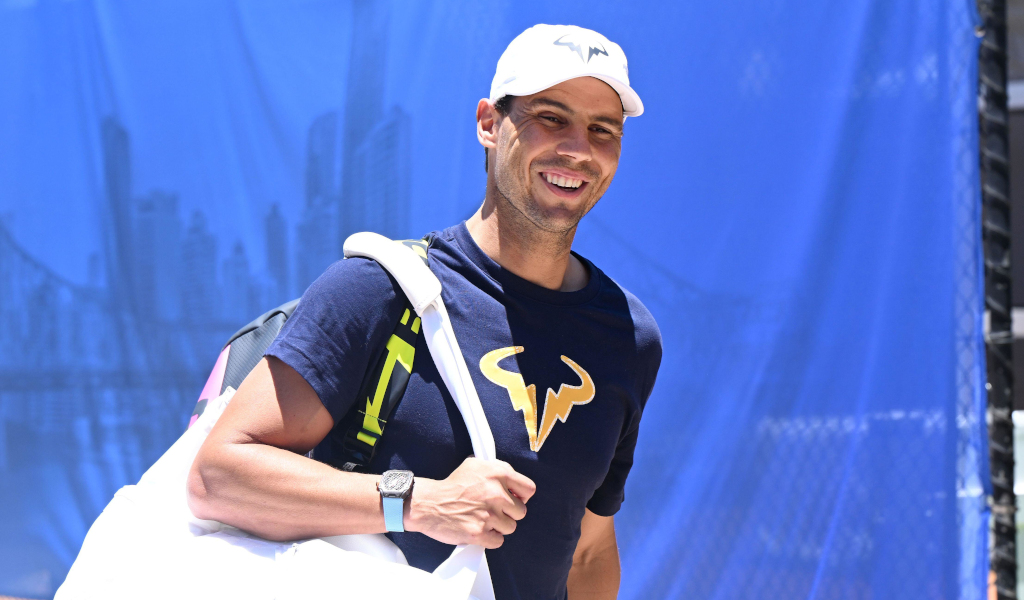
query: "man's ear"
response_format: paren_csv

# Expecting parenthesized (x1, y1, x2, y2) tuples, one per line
(477, 98, 499, 150)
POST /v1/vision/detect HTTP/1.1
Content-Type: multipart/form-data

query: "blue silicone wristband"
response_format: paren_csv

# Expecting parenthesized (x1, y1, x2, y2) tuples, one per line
(383, 496, 405, 532)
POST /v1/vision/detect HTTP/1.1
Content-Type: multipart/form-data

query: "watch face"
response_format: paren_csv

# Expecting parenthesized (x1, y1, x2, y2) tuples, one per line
(380, 470, 414, 496)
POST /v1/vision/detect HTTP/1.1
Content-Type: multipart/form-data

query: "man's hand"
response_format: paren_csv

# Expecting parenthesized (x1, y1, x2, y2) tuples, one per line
(406, 457, 536, 549)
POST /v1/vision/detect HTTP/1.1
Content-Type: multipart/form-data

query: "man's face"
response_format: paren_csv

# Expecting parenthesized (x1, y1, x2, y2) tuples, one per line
(491, 77, 624, 234)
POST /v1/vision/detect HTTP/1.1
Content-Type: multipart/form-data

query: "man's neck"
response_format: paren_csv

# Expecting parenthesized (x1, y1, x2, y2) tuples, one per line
(465, 191, 588, 293)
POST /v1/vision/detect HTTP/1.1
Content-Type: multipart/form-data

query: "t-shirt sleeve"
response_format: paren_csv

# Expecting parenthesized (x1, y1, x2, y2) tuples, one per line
(264, 257, 408, 423)
(586, 416, 641, 516)
(586, 299, 663, 516)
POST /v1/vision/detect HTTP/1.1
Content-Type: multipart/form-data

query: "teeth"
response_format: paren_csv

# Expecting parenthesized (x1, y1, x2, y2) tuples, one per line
(544, 173, 583, 189)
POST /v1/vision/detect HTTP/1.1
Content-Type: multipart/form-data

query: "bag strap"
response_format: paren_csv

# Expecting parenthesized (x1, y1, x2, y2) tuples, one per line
(336, 238, 431, 471)
(344, 232, 496, 462)
(346, 232, 496, 600)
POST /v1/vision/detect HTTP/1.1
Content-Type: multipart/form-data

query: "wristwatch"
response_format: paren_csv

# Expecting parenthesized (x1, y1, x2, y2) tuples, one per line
(378, 470, 414, 532)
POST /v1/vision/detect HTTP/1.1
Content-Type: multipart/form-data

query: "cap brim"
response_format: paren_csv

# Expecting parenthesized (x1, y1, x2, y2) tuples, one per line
(592, 75, 643, 117)
(494, 73, 644, 117)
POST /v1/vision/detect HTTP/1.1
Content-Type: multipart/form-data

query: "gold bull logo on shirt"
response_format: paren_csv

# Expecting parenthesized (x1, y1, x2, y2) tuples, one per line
(479, 347, 595, 452)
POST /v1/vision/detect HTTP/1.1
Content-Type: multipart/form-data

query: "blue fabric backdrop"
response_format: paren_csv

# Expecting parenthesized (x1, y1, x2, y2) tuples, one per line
(0, 0, 988, 598)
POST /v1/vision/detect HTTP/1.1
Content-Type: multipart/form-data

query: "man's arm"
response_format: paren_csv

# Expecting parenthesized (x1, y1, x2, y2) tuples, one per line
(186, 356, 535, 547)
(566, 509, 621, 600)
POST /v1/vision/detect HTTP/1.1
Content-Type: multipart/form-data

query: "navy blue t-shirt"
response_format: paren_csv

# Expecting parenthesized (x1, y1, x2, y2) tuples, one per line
(265, 222, 662, 600)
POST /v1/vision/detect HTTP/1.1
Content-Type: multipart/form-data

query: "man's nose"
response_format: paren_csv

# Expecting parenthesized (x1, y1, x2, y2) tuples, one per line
(555, 124, 593, 163)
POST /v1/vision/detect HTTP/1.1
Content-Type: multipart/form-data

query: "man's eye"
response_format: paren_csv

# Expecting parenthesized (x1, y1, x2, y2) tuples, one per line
(542, 115, 560, 123)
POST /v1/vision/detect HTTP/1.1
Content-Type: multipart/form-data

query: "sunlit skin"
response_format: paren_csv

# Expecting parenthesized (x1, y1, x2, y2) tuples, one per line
(468, 77, 624, 292)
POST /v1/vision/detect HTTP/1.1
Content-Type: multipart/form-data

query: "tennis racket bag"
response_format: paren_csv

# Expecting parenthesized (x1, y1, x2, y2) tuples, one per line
(56, 232, 497, 600)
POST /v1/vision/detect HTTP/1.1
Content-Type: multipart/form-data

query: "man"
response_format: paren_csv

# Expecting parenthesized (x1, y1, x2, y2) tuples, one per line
(187, 24, 662, 600)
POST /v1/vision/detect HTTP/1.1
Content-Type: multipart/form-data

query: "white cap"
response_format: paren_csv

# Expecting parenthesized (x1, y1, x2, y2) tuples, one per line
(490, 24, 644, 117)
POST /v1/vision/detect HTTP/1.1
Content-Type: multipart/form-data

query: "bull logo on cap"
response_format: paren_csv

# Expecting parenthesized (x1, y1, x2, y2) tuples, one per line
(553, 34, 609, 64)
(480, 346, 596, 452)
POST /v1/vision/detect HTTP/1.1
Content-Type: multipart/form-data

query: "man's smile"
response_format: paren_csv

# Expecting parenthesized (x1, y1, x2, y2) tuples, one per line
(538, 169, 591, 198)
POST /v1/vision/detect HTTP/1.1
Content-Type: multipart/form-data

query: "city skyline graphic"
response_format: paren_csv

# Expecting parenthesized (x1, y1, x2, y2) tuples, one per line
(0, 4, 411, 594)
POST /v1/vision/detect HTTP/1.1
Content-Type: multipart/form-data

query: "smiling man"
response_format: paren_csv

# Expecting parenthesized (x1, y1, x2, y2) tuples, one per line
(188, 24, 662, 600)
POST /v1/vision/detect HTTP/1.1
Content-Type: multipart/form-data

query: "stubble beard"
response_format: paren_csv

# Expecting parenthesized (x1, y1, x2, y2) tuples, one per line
(493, 159, 597, 256)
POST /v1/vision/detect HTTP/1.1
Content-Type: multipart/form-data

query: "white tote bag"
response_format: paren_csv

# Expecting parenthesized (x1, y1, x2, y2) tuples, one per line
(57, 233, 496, 600)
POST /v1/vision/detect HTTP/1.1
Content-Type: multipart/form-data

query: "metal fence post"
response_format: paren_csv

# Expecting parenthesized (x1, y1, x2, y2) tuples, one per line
(978, 0, 1016, 597)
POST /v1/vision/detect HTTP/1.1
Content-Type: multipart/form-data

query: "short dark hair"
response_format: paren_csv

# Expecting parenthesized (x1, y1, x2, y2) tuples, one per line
(485, 96, 514, 172)
(493, 95, 513, 116)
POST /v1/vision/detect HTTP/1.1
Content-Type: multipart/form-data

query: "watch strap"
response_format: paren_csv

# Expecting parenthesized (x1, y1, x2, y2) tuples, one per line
(382, 496, 405, 532)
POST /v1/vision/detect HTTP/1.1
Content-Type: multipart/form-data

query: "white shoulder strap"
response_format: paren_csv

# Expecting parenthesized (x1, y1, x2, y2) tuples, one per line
(343, 232, 496, 463)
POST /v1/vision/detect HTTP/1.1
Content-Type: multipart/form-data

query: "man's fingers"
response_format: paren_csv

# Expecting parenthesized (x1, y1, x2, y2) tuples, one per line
(502, 492, 528, 521)
(478, 529, 505, 549)
(489, 511, 517, 536)
(501, 470, 537, 504)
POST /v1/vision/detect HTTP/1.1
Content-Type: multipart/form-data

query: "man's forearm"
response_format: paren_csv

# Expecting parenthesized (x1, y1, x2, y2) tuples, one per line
(187, 438, 536, 547)
(188, 440, 389, 541)
(566, 540, 620, 599)
(186, 356, 535, 547)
